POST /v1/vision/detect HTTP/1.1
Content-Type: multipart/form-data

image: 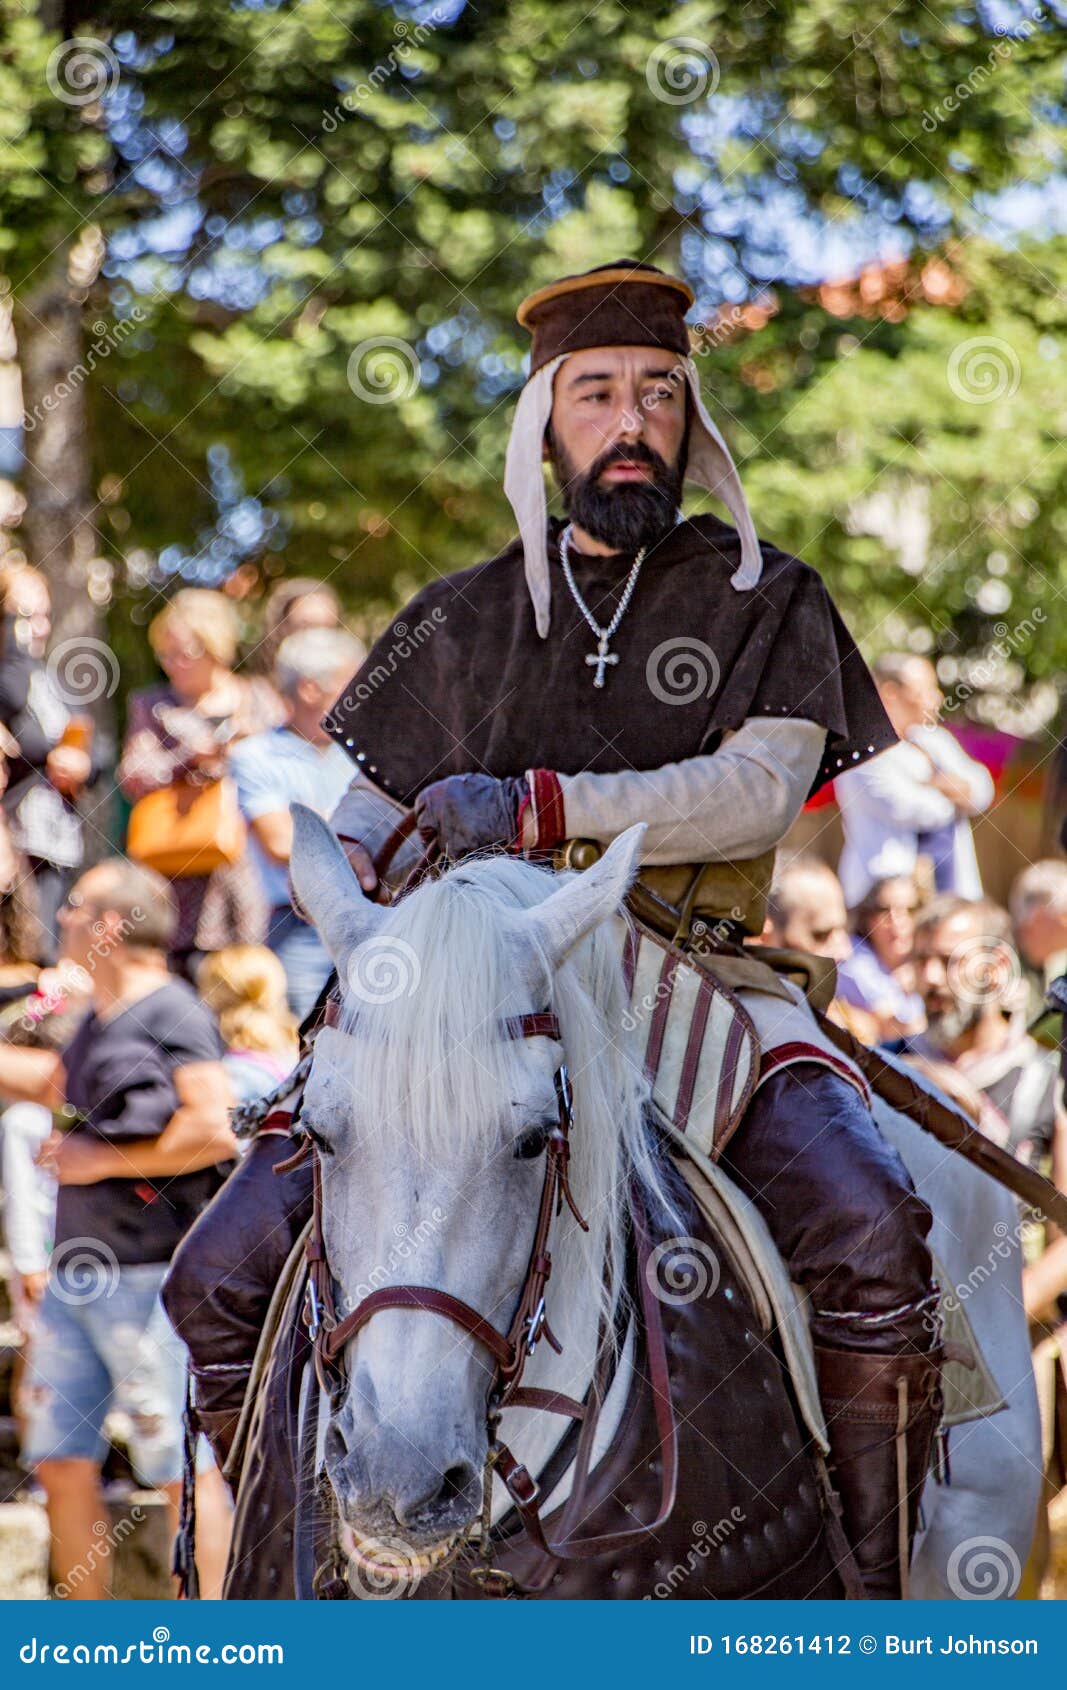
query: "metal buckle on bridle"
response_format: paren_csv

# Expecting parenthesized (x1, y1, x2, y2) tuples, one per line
(524, 1295, 547, 1356)
(306, 1277, 322, 1342)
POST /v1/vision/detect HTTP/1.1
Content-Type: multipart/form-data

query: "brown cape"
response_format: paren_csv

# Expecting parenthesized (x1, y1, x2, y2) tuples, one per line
(326, 515, 895, 803)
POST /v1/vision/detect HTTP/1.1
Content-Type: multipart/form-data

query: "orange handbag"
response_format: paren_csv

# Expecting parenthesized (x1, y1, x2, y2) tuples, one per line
(126, 777, 247, 879)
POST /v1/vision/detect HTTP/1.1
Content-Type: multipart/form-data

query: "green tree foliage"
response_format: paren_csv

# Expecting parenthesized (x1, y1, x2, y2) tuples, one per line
(0, 0, 1065, 698)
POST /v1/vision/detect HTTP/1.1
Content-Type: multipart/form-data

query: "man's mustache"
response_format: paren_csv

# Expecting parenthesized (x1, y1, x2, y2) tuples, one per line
(587, 442, 670, 482)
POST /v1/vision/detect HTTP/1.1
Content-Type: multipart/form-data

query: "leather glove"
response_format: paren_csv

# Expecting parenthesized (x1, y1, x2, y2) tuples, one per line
(413, 773, 527, 857)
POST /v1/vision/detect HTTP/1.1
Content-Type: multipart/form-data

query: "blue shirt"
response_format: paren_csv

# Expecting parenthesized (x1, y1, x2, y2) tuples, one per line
(229, 726, 354, 907)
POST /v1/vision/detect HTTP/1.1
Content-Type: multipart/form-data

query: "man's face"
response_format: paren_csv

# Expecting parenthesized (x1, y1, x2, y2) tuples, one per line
(879, 661, 942, 737)
(914, 910, 1009, 1049)
(546, 345, 688, 553)
(57, 868, 121, 970)
(777, 872, 851, 962)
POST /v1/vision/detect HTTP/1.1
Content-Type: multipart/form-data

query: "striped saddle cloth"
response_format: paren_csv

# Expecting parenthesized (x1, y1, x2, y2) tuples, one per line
(621, 918, 759, 1162)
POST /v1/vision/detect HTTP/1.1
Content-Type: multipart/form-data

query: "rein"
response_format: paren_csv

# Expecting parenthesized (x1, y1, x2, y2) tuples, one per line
(284, 1008, 681, 1592)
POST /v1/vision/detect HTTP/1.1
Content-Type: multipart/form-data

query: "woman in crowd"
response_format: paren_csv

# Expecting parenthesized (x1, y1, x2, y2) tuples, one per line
(117, 590, 279, 977)
(0, 565, 93, 961)
(835, 874, 926, 1039)
(197, 944, 299, 1106)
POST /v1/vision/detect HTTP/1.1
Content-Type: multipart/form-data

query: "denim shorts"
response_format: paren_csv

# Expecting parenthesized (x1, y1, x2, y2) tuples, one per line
(21, 1260, 196, 1488)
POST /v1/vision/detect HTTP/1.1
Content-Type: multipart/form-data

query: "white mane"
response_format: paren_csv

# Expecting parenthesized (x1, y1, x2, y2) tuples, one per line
(338, 852, 683, 1331)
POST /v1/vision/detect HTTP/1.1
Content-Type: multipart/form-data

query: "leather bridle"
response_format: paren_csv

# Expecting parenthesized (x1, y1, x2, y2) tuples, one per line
(280, 1007, 680, 1590)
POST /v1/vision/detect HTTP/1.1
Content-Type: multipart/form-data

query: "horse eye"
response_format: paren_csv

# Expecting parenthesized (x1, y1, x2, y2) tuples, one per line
(514, 1123, 551, 1161)
(303, 1121, 334, 1157)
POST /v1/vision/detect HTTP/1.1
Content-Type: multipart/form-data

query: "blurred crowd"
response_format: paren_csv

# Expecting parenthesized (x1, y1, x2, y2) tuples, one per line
(0, 565, 365, 1597)
(0, 565, 1065, 1597)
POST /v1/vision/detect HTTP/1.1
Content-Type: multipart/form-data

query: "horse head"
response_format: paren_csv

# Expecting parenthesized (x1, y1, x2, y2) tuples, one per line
(289, 806, 653, 1572)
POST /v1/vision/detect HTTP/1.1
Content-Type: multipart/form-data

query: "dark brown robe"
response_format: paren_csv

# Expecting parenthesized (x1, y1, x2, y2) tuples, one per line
(326, 515, 895, 800)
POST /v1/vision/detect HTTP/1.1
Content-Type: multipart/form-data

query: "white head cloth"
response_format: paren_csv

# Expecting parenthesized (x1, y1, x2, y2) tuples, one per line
(503, 352, 763, 638)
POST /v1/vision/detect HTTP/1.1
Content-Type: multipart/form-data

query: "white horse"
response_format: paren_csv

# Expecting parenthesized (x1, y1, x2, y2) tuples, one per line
(288, 806, 1040, 1597)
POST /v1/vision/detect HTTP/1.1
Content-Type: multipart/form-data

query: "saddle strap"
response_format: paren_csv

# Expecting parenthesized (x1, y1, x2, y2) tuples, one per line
(492, 1192, 678, 1567)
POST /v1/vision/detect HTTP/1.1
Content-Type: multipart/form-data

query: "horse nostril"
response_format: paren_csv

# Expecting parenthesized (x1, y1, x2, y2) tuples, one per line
(439, 1462, 477, 1506)
(325, 1422, 348, 1464)
(394, 1459, 480, 1528)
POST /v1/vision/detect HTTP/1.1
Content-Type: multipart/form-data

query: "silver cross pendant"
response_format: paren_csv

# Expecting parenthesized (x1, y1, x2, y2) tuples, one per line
(585, 636, 619, 689)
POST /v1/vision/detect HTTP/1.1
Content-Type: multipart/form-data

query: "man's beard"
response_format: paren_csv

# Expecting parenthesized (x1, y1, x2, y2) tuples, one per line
(548, 433, 685, 554)
(921, 995, 982, 1051)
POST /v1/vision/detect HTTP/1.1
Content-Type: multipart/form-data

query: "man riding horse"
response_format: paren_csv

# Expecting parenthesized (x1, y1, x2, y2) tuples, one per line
(165, 259, 942, 1599)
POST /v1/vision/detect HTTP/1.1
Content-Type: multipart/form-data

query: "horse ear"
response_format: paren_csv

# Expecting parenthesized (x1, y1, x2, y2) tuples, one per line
(288, 803, 382, 977)
(523, 824, 645, 969)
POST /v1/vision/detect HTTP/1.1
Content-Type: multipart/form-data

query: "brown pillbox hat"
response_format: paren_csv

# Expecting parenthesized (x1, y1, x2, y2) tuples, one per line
(516, 259, 694, 373)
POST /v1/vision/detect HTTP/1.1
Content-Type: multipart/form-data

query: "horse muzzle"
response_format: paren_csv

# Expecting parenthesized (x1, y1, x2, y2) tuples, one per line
(324, 1414, 485, 1550)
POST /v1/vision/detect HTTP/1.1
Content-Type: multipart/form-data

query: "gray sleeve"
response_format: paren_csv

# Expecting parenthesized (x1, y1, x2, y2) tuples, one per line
(558, 717, 827, 864)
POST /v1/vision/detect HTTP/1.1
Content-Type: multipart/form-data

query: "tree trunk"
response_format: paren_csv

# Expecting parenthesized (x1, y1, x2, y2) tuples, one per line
(15, 252, 101, 656)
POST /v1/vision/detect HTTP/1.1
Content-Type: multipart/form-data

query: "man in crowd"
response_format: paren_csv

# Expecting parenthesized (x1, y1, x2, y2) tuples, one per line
(0, 859, 236, 1597)
(763, 856, 923, 1044)
(837, 654, 993, 905)
(908, 895, 1065, 1179)
(1011, 859, 1067, 996)
(228, 628, 364, 1019)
